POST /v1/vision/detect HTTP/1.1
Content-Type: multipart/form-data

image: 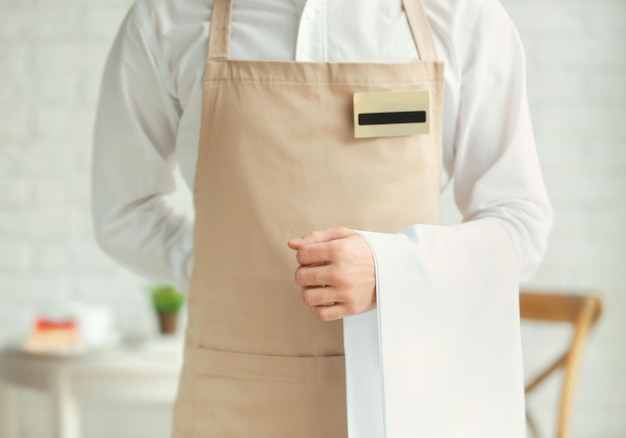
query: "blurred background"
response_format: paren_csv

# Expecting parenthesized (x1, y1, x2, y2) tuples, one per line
(0, 0, 624, 437)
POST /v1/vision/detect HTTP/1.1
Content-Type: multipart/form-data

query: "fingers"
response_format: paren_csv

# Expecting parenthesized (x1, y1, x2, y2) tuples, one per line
(312, 303, 347, 322)
(289, 228, 376, 322)
(295, 263, 334, 287)
(301, 287, 348, 321)
(301, 286, 339, 307)
(288, 227, 355, 250)
(294, 236, 357, 266)
(295, 242, 334, 266)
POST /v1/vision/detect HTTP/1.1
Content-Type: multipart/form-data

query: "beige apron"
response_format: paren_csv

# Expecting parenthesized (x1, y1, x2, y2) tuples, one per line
(172, 0, 444, 436)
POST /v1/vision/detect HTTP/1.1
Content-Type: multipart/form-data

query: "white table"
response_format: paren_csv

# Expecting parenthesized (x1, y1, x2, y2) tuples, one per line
(0, 337, 183, 438)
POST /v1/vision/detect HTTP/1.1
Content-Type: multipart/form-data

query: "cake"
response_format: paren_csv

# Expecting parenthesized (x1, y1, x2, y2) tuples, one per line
(24, 318, 80, 353)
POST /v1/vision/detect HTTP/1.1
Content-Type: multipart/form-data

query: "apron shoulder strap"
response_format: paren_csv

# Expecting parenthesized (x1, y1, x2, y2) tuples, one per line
(207, 0, 233, 61)
(402, 0, 439, 62)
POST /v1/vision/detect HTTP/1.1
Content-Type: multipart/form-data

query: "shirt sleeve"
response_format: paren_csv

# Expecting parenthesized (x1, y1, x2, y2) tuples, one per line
(448, 0, 553, 280)
(92, 4, 194, 293)
(343, 1, 553, 437)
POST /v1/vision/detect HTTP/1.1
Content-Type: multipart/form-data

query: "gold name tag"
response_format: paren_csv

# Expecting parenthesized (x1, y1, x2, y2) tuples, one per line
(353, 91, 430, 138)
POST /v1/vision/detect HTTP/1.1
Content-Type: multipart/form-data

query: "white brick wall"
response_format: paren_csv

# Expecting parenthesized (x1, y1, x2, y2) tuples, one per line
(0, 0, 161, 435)
(501, 0, 626, 436)
(0, 0, 624, 437)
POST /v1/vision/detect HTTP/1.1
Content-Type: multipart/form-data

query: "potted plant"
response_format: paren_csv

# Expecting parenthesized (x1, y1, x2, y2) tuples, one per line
(150, 284, 186, 335)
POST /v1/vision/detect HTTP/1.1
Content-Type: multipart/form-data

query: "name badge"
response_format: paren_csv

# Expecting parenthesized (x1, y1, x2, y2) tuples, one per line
(353, 91, 430, 138)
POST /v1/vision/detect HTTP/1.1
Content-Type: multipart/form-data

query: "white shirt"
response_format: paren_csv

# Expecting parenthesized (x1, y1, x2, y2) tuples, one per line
(93, 0, 553, 436)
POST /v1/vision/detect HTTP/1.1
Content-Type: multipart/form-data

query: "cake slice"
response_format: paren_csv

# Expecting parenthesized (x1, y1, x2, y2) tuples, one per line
(24, 318, 80, 353)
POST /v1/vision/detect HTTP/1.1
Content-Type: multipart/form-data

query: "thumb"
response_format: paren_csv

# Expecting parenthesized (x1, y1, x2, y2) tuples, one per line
(288, 227, 355, 250)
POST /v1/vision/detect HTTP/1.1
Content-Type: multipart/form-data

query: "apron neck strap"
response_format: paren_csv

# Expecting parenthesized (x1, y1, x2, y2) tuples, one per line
(206, 0, 438, 62)
(402, 0, 439, 62)
(207, 0, 233, 61)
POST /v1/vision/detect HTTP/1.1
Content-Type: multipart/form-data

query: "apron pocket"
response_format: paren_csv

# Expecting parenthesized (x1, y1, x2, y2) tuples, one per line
(192, 348, 348, 438)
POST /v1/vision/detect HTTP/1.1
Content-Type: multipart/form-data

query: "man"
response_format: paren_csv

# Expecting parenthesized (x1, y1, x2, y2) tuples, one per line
(92, 0, 553, 436)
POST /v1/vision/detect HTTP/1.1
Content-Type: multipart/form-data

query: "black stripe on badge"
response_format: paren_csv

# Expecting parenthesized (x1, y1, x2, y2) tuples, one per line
(358, 110, 427, 126)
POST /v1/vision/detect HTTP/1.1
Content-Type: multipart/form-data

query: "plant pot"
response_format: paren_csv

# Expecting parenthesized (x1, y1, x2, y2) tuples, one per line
(157, 312, 179, 335)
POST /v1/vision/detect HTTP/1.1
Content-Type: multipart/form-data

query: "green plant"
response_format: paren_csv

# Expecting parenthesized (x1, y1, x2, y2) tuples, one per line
(150, 284, 186, 314)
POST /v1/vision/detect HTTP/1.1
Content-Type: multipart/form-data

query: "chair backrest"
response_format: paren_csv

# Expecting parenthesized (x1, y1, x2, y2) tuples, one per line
(520, 290, 603, 438)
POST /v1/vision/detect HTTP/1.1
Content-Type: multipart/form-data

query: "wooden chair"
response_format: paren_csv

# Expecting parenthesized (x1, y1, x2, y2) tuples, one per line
(520, 290, 603, 438)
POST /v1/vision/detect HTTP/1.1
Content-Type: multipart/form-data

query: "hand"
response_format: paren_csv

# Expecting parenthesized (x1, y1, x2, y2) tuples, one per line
(287, 227, 376, 321)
